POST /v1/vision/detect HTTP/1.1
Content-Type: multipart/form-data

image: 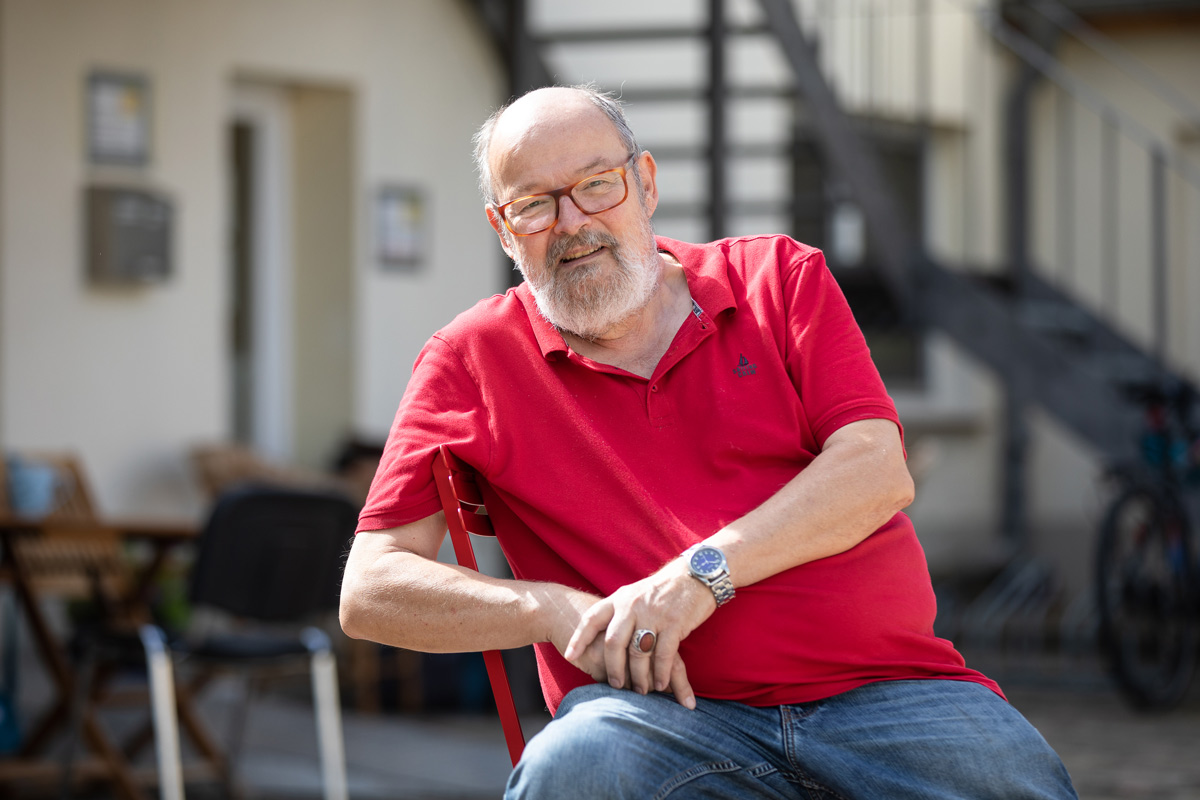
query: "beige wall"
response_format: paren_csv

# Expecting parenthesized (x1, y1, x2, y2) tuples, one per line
(1028, 22, 1200, 380)
(1022, 17, 1200, 564)
(0, 0, 505, 517)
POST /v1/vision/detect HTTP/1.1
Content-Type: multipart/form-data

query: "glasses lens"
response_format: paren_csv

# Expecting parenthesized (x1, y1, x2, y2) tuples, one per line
(570, 169, 627, 214)
(505, 195, 557, 235)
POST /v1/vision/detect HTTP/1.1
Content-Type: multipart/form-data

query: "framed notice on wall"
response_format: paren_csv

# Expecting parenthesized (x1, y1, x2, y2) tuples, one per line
(87, 71, 151, 166)
(377, 185, 427, 270)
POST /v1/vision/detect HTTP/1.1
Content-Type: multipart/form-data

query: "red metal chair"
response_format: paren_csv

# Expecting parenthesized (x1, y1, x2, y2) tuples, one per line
(431, 445, 526, 766)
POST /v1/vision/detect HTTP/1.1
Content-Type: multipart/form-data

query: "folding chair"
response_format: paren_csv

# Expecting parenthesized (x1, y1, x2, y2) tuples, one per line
(139, 484, 356, 800)
(431, 446, 526, 766)
(0, 453, 146, 799)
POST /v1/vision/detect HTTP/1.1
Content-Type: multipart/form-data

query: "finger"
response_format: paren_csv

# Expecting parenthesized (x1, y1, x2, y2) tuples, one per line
(573, 637, 609, 684)
(565, 602, 612, 661)
(667, 655, 695, 710)
(651, 632, 680, 693)
(627, 632, 654, 695)
(603, 613, 636, 690)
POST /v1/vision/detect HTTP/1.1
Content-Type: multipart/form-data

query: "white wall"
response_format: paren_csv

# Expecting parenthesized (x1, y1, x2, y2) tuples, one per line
(0, 0, 505, 518)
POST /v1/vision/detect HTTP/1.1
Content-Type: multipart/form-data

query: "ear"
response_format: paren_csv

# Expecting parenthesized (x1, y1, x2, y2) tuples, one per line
(636, 151, 660, 217)
(485, 206, 516, 258)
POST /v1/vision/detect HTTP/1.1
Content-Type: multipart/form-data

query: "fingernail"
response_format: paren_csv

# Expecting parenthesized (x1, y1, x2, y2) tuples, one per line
(610, 678, 622, 689)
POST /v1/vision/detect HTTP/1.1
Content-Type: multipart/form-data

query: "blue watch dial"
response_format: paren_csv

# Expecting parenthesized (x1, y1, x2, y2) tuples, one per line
(690, 546, 724, 575)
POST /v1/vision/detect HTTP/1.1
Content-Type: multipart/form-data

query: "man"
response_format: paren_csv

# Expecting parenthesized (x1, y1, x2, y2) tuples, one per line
(340, 85, 1077, 799)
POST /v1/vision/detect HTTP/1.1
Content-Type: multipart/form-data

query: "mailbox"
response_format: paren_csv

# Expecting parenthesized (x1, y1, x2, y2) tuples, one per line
(86, 186, 172, 284)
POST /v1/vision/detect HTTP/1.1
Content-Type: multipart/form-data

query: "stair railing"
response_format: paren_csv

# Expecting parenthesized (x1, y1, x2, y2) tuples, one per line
(784, 0, 1199, 381)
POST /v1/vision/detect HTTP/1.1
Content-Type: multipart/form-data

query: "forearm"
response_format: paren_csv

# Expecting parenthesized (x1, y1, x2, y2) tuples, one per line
(340, 520, 596, 654)
(709, 418, 913, 589)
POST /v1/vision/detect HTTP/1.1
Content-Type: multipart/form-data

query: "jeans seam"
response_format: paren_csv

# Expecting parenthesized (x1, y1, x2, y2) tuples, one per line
(780, 704, 853, 800)
(653, 759, 762, 799)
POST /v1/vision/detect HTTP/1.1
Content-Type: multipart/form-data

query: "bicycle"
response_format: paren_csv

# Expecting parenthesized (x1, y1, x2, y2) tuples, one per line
(1095, 382, 1200, 710)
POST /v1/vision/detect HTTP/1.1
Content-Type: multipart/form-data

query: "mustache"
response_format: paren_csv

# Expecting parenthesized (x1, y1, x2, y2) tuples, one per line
(545, 229, 620, 267)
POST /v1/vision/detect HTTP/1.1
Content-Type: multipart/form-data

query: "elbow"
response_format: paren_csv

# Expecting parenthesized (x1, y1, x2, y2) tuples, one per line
(894, 466, 916, 512)
(338, 595, 363, 641)
(338, 575, 371, 641)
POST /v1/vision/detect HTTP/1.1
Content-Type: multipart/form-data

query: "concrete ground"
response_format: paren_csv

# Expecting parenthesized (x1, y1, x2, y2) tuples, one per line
(8, 643, 1200, 799)
(231, 661, 1200, 800)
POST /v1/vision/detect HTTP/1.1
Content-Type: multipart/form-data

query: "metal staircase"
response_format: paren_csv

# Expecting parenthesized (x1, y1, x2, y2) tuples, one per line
(470, 0, 1200, 584)
(467, 0, 1200, 684)
(470, 0, 1197, 466)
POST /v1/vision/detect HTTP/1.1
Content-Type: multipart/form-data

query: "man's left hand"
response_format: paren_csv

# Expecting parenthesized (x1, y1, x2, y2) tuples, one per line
(564, 558, 715, 709)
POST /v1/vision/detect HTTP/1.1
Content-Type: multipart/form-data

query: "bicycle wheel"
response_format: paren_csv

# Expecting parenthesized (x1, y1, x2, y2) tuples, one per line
(1095, 484, 1199, 710)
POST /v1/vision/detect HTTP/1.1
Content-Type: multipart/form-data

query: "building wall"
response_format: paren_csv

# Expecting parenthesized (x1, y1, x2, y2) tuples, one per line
(1020, 14, 1200, 589)
(0, 0, 506, 518)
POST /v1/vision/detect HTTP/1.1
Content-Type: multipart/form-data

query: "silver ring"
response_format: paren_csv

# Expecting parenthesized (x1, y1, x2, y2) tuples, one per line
(631, 629, 656, 653)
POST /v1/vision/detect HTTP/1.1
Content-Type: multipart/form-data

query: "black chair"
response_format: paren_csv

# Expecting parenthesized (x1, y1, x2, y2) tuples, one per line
(139, 484, 357, 800)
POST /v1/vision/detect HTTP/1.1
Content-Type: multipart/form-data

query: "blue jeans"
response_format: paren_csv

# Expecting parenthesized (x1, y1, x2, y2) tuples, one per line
(507, 680, 1077, 799)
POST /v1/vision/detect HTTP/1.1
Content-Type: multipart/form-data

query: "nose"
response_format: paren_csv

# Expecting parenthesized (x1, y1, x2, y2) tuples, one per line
(554, 194, 590, 235)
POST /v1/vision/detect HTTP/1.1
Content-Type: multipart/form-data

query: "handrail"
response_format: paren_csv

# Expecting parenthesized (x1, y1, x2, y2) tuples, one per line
(1031, 0, 1200, 126)
(976, 6, 1200, 191)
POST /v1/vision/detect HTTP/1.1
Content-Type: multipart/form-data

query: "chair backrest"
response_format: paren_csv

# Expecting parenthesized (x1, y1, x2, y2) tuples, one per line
(433, 447, 494, 560)
(1, 453, 124, 602)
(431, 446, 526, 766)
(189, 484, 358, 623)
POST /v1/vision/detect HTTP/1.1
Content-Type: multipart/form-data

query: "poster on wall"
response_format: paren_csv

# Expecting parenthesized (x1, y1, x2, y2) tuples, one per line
(377, 185, 427, 270)
(87, 71, 151, 166)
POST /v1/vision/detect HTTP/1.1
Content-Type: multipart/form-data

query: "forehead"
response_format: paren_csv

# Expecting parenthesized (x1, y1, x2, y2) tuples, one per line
(489, 99, 627, 199)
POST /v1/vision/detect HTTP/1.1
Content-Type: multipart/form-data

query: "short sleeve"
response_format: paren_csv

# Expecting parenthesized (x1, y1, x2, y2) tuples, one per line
(356, 335, 493, 532)
(782, 247, 902, 449)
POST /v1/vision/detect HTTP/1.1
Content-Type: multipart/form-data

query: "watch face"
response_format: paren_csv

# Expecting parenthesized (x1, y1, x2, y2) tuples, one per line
(690, 546, 725, 578)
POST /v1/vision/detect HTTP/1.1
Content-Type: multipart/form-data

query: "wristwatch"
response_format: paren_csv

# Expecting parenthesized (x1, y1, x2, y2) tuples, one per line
(682, 544, 735, 607)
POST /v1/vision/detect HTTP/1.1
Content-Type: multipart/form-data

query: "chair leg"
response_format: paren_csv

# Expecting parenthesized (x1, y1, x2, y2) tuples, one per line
(58, 632, 97, 800)
(302, 628, 348, 800)
(223, 672, 256, 787)
(139, 626, 185, 800)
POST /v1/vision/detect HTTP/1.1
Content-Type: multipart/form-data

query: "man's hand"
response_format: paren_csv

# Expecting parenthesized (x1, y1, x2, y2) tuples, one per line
(540, 584, 611, 683)
(564, 558, 715, 709)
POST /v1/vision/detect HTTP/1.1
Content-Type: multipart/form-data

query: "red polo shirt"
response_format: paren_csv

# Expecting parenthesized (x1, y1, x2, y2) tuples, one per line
(359, 234, 999, 712)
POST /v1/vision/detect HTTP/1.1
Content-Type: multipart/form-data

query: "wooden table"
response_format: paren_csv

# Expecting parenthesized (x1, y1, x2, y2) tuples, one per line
(0, 514, 198, 799)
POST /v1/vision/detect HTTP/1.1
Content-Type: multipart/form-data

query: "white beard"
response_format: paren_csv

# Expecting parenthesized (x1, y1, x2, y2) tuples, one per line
(518, 219, 660, 340)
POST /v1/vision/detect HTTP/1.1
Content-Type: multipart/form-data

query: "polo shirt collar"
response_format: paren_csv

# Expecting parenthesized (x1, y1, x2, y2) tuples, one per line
(654, 235, 737, 319)
(514, 235, 739, 361)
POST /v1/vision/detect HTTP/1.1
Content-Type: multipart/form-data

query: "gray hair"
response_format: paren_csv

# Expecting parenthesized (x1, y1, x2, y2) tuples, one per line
(472, 84, 642, 207)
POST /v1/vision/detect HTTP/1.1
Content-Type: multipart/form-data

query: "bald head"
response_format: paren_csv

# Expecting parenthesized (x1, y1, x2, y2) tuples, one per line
(473, 85, 641, 206)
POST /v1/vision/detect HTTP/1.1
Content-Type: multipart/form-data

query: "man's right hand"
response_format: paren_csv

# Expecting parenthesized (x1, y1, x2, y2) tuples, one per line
(540, 584, 610, 683)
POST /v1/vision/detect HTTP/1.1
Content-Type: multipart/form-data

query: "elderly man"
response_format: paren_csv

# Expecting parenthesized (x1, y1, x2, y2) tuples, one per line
(340, 85, 1076, 799)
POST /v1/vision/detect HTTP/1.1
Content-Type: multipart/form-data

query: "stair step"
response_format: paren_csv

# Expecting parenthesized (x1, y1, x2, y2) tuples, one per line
(655, 198, 793, 218)
(616, 84, 795, 103)
(533, 23, 769, 45)
(1016, 299, 1093, 337)
(1088, 352, 1160, 387)
(640, 142, 792, 160)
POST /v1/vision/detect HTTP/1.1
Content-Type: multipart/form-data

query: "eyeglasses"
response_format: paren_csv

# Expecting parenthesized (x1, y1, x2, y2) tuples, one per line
(494, 155, 635, 236)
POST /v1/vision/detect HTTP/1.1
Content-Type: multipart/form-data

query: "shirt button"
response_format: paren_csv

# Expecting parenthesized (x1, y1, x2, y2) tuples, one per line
(651, 385, 659, 393)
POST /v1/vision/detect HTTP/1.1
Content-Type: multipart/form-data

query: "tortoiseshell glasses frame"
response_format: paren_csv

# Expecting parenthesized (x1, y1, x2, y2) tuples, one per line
(494, 154, 636, 236)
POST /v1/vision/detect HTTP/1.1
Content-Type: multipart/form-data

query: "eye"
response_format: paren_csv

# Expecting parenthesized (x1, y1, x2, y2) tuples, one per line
(580, 174, 619, 192)
(510, 196, 551, 216)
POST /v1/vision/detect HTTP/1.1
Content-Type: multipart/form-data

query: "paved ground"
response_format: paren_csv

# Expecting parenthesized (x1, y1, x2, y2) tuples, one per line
(10, 643, 1200, 798)
(1008, 685, 1200, 800)
(231, 661, 1200, 800)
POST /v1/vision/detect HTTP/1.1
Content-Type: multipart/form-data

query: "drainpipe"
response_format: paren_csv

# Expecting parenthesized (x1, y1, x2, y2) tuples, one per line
(1001, 1, 1060, 550)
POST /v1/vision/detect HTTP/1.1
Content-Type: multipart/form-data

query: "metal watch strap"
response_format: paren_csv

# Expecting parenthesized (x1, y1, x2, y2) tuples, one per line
(705, 572, 735, 606)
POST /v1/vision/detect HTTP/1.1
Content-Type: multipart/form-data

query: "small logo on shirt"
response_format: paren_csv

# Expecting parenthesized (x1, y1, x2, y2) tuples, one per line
(733, 353, 756, 377)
